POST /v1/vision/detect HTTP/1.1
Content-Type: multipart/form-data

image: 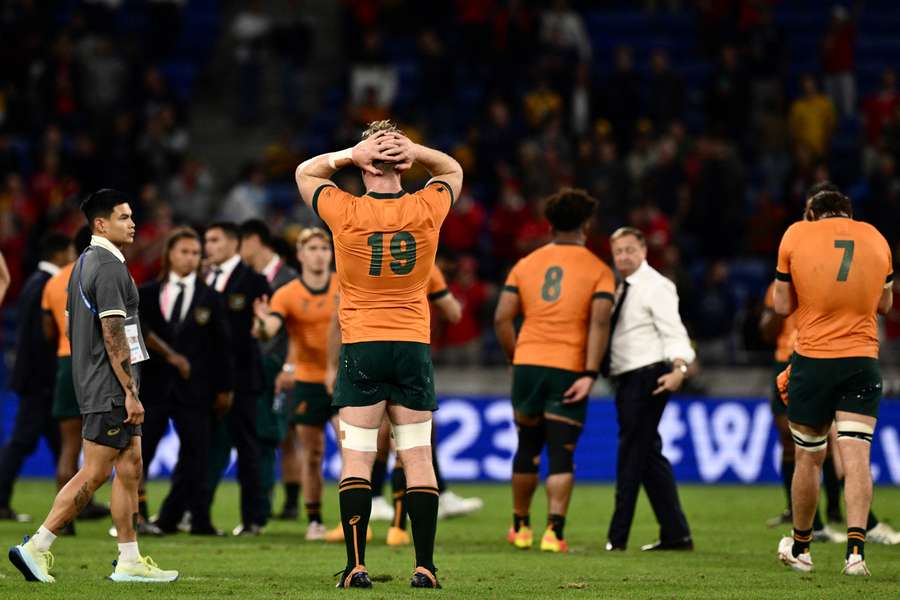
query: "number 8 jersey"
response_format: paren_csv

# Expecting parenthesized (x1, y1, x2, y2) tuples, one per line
(776, 217, 893, 359)
(312, 180, 453, 344)
(503, 242, 615, 371)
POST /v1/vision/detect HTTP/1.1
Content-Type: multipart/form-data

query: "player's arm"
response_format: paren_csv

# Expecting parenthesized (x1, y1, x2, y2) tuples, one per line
(295, 132, 402, 208)
(878, 285, 893, 315)
(493, 289, 521, 364)
(564, 296, 612, 404)
(759, 306, 784, 343)
(432, 292, 462, 324)
(325, 292, 341, 395)
(42, 311, 58, 344)
(101, 315, 143, 425)
(252, 294, 284, 341)
(772, 280, 797, 316)
(0, 251, 10, 307)
(389, 136, 463, 202)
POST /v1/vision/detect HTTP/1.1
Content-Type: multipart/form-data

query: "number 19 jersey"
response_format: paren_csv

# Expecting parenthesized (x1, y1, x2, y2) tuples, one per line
(504, 242, 616, 372)
(776, 218, 893, 359)
(312, 181, 453, 344)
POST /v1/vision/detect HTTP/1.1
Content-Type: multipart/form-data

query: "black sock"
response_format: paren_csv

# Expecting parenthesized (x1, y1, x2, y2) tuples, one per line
(138, 496, 148, 521)
(406, 486, 439, 573)
(792, 527, 813, 558)
(284, 483, 300, 509)
(847, 526, 866, 559)
(822, 457, 841, 520)
(548, 513, 566, 540)
(813, 508, 824, 531)
(867, 511, 879, 531)
(305, 502, 322, 524)
(431, 445, 447, 493)
(513, 513, 530, 532)
(338, 478, 371, 570)
(371, 459, 387, 499)
(781, 459, 794, 511)
(391, 467, 407, 530)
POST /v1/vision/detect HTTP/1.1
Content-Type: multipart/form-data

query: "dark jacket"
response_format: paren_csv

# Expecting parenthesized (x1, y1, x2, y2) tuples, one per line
(10, 268, 56, 396)
(139, 277, 234, 405)
(218, 261, 270, 394)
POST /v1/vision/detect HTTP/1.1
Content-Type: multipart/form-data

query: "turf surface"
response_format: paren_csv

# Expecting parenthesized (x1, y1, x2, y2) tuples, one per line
(1, 480, 899, 598)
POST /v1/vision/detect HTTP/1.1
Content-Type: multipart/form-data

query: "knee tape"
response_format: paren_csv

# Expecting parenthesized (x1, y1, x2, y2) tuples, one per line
(836, 420, 874, 444)
(790, 427, 828, 453)
(392, 420, 432, 451)
(546, 420, 582, 475)
(513, 423, 543, 474)
(339, 420, 379, 452)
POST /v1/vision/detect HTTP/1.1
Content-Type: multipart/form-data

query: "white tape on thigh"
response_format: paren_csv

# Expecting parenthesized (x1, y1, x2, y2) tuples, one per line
(392, 420, 432, 451)
(836, 420, 874, 444)
(790, 427, 828, 452)
(339, 420, 379, 452)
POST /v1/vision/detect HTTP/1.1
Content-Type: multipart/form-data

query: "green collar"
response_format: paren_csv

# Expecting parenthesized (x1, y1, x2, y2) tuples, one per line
(366, 190, 405, 199)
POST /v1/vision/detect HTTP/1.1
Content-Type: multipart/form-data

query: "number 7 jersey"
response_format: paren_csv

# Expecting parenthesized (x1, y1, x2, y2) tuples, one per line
(776, 218, 893, 359)
(312, 181, 453, 344)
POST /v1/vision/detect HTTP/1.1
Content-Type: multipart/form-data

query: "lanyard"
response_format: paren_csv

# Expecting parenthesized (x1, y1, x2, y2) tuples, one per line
(76, 252, 97, 316)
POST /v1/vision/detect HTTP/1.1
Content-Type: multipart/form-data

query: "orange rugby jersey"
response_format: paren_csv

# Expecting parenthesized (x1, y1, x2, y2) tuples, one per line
(312, 181, 453, 344)
(764, 281, 797, 363)
(270, 275, 339, 383)
(504, 242, 616, 372)
(426, 263, 450, 301)
(776, 218, 893, 359)
(41, 261, 74, 357)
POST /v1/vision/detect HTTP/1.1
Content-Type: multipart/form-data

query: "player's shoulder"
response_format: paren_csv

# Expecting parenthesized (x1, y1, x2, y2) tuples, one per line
(851, 219, 889, 242)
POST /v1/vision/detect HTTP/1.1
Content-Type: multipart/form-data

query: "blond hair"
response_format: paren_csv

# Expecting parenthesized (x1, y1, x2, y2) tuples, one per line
(297, 227, 330, 248)
(610, 226, 646, 245)
(361, 119, 403, 140)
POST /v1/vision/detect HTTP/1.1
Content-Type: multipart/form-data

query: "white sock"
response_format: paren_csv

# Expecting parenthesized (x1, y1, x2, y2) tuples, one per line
(30, 526, 57, 552)
(117, 542, 140, 563)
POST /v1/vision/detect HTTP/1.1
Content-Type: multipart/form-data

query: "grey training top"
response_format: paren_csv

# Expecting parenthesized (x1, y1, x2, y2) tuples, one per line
(67, 242, 142, 414)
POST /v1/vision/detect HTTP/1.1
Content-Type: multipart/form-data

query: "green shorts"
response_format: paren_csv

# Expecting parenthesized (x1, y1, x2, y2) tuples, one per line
(333, 342, 436, 412)
(52, 356, 80, 420)
(293, 382, 336, 426)
(511, 365, 587, 424)
(787, 354, 882, 427)
(256, 353, 292, 443)
(770, 360, 789, 417)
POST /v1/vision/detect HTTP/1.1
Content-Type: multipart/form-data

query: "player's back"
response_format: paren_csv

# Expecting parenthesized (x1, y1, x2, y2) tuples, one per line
(313, 182, 453, 344)
(779, 218, 892, 359)
(506, 242, 615, 372)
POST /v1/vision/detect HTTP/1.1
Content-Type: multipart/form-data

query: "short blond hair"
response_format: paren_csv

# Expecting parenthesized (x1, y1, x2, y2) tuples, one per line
(297, 227, 330, 248)
(610, 226, 646, 245)
(361, 119, 403, 140)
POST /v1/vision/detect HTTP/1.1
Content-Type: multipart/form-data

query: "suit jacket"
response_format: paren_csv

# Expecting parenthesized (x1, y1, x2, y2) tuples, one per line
(139, 277, 234, 406)
(10, 268, 56, 396)
(219, 261, 271, 394)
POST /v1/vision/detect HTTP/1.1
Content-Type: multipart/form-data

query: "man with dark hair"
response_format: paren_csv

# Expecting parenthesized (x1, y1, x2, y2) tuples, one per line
(0, 233, 72, 522)
(8, 189, 177, 583)
(239, 218, 300, 525)
(204, 221, 270, 536)
(494, 187, 615, 554)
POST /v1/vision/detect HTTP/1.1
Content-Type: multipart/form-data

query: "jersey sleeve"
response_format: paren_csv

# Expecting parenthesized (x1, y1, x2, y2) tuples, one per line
(419, 181, 454, 224)
(592, 264, 616, 303)
(312, 184, 348, 230)
(776, 224, 798, 282)
(503, 263, 521, 295)
(269, 284, 291, 321)
(884, 234, 894, 288)
(93, 263, 130, 319)
(427, 265, 449, 300)
(764, 281, 776, 308)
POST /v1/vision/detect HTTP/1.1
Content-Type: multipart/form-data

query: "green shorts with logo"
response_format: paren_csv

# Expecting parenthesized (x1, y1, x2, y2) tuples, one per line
(511, 365, 587, 424)
(787, 354, 882, 427)
(257, 353, 292, 444)
(293, 382, 336, 426)
(333, 342, 436, 412)
(52, 356, 80, 420)
(770, 360, 789, 417)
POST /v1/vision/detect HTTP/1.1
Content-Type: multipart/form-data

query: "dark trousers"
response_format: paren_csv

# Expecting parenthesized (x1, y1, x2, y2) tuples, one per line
(141, 390, 214, 529)
(208, 391, 262, 527)
(0, 392, 61, 507)
(607, 362, 691, 547)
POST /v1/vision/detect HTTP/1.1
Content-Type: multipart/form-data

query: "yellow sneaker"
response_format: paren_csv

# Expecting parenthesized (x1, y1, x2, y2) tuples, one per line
(107, 555, 179, 582)
(386, 526, 410, 546)
(8, 537, 55, 582)
(506, 526, 533, 549)
(540, 527, 569, 553)
(324, 523, 373, 543)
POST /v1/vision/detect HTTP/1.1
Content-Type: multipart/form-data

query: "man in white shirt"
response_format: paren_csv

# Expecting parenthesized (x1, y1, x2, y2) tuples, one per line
(604, 227, 694, 552)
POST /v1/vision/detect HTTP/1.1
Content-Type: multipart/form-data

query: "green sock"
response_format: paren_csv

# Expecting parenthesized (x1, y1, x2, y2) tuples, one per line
(867, 511, 878, 531)
(822, 457, 841, 519)
(391, 467, 407, 530)
(284, 483, 300, 509)
(792, 527, 812, 558)
(813, 508, 824, 531)
(781, 459, 794, 511)
(371, 459, 387, 499)
(338, 478, 371, 570)
(513, 513, 530, 532)
(138, 495, 148, 521)
(548, 513, 566, 540)
(847, 527, 866, 559)
(305, 502, 322, 525)
(406, 486, 439, 573)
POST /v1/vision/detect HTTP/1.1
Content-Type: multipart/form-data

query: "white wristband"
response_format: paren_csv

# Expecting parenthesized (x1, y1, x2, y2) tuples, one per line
(328, 148, 353, 170)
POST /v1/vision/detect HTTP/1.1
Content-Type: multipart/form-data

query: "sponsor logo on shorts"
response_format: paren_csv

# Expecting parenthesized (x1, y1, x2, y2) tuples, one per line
(107, 428, 121, 436)
(348, 516, 360, 525)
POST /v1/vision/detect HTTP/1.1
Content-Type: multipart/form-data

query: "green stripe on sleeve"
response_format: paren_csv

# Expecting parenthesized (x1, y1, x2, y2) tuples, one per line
(774, 270, 791, 282)
(502, 285, 519, 294)
(311, 184, 336, 218)
(593, 291, 615, 302)
(428, 289, 450, 301)
(429, 179, 455, 207)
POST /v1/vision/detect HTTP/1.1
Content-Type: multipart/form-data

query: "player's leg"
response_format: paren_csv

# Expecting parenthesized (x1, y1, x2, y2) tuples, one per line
(822, 427, 844, 524)
(0, 392, 50, 519)
(53, 418, 83, 534)
(541, 415, 581, 552)
(226, 392, 263, 534)
(276, 426, 302, 519)
(836, 412, 877, 575)
(298, 423, 326, 539)
(509, 366, 548, 547)
(781, 420, 828, 570)
(387, 452, 410, 545)
(136, 400, 170, 526)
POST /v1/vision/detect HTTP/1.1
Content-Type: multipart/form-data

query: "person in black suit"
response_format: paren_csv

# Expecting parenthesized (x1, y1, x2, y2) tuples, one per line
(203, 222, 270, 535)
(138, 227, 234, 536)
(0, 233, 72, 521)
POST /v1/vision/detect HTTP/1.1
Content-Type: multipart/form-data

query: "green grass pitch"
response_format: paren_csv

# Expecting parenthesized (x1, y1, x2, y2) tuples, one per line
(1, 481, 899, 598)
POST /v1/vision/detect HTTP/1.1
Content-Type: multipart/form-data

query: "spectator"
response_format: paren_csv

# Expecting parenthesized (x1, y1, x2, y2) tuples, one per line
(705, 45, 750, 143)
(271, 2, 312, 120)
(417, 30, 453, 113)
(788, 74, 837, 159)
(570, 63, 593, 137)
(693, 259, 737, 364)
(77, 36, 126, 116)
(646, 48, 685, 130)
(821, 3, 858, 118)
(231, 1, 271, 124)
(219, 163, 267, 223)
(605, 46, 642, 154)
(440, 186, 485, 255)
(862, 68, 899, 146)
(168, 158, 215, 226)
(867, 152, 900, 244)
(523, 78, 562, 130)
(540, 0, 592, 62)
(349, 30, 398, 111)
(441, 256, 490, 367)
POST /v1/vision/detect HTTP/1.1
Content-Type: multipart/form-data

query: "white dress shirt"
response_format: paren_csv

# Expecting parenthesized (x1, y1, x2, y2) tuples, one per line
(206, 253, 241, 292)
(609, 261, 695, 376)
(160, 271, 196, 323)
(261, 254, 282, 284)
(38, 261, 61, 277)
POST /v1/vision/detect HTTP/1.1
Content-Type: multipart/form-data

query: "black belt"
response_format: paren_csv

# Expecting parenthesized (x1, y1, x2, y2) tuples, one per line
(609, 361, 669, 385)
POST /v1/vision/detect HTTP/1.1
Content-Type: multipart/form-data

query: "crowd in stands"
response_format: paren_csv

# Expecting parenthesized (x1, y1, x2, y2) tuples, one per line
(2, 0, 900, 367)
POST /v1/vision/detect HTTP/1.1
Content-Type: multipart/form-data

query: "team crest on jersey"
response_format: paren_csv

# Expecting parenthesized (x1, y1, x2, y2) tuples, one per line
(194, 307, 211, 325)
(228, 293, 246, 311)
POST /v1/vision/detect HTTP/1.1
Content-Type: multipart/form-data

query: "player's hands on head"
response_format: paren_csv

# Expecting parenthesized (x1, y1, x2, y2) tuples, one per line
(381, 133, 415, 171)
(562, 375, 595, 404)
(124, 389, 145, 425)
(352, 131, 401, 176)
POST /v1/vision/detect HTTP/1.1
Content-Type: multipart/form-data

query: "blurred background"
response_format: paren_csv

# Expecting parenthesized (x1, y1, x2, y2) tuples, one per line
(1, 0, 900, 483)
